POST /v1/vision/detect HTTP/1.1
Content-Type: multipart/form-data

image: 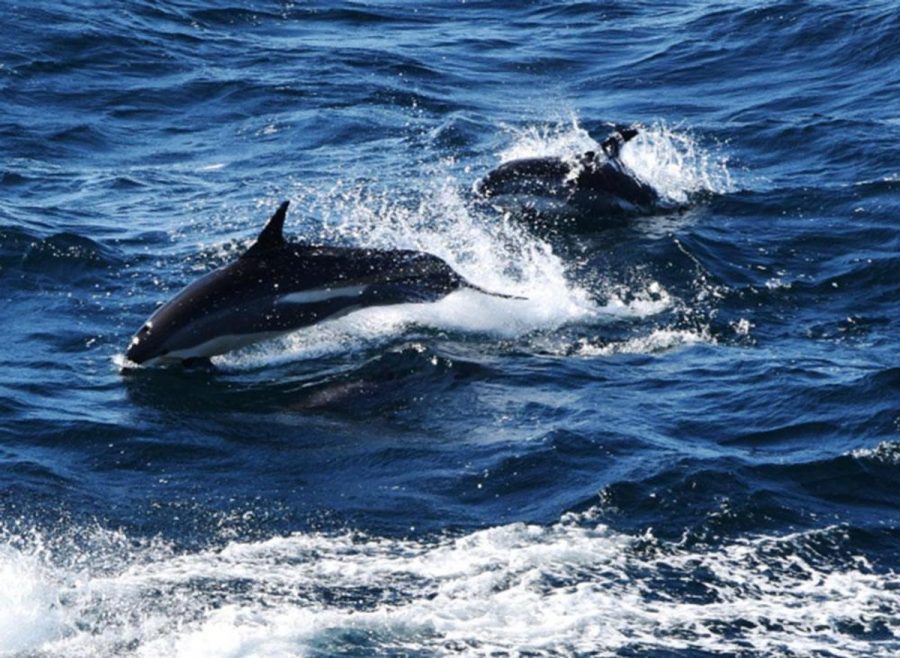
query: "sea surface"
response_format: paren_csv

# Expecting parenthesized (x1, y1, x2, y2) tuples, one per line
(1, 1, 898, 656)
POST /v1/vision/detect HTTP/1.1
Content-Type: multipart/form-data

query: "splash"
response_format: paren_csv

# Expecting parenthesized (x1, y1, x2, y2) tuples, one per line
(621, 121, 734, 204)
(496, 117, 734, 205)
(498, 115, 597, 163)
(0, 544, 64, 654)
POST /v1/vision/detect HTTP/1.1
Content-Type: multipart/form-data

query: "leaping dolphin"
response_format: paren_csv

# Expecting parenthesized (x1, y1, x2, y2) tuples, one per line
(125, 201, 515, 367)
(474, 126, 659, 222)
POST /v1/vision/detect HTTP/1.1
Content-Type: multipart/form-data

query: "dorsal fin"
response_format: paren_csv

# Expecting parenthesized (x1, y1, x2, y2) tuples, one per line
(243, 200, 289, 259)
(600, 126, 640, 159)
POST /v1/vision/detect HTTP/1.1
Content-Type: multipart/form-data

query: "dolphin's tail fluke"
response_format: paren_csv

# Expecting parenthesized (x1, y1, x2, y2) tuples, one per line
(600, 125, 640, 159)
(463, 280, 527, 300)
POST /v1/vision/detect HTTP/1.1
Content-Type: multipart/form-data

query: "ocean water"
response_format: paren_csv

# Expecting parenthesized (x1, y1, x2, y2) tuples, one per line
(1, 1, 898, 656)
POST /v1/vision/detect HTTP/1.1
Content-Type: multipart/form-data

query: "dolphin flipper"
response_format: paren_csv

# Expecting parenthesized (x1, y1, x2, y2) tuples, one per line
(182, 357, 215, 370)
(463, 281, 527, 300)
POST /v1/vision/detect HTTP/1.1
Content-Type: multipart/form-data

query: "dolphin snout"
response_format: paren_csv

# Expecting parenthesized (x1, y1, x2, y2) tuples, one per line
(125, 335, 148, 364)
(125, 324, 158, 365)
(473, 176, 492, 198)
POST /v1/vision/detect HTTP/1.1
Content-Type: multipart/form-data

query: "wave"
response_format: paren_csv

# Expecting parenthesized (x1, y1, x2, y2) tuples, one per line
(1, 516, 896, 657)
(0, 227, 120, 279)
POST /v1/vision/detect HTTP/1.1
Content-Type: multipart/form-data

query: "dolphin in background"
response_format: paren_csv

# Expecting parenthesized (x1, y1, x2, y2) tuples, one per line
(474, 126, 660, 222)
(125, 201, 517, 367)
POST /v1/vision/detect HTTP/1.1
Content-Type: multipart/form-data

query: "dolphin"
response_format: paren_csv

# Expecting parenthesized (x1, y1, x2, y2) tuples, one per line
(474, 126, 659, 222)
(125, 201, 515, 367)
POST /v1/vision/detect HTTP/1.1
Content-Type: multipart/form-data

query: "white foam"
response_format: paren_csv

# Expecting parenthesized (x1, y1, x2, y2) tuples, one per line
(2, 519, 897, 657)
(599, 279, 675, 318)
(575, 327, 713, 357)
(851, 440, 900, 465)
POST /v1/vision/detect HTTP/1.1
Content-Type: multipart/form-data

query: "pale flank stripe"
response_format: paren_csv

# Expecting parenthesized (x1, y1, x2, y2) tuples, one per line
(276, 285, 368, 305)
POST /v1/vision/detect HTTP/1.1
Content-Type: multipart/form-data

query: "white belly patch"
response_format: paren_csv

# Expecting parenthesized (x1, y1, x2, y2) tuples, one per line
(165, 331, 285, 361)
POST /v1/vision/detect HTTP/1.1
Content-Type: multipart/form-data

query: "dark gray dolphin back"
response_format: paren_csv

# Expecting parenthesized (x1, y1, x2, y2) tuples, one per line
(474, 125, 659, 220)
(475, 157, 573, 199)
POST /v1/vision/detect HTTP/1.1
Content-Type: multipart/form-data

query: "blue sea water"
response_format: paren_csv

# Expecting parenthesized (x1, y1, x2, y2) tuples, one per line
(1, 0, 899, 655)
